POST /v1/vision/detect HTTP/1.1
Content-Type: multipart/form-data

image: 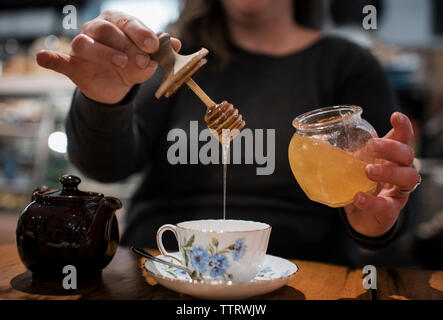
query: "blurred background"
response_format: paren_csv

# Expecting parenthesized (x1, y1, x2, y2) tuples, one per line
(0, 0, 442, 269)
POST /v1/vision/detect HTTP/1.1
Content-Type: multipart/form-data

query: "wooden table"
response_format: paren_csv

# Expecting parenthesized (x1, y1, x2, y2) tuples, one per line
(0, 243, 442, 300)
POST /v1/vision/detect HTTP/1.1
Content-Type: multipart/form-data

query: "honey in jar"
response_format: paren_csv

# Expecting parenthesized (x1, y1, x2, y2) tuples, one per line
(288, 105, 378, 207)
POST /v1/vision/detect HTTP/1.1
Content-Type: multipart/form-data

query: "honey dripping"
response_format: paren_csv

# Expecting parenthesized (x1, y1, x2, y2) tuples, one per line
(150, 32, 246, 221)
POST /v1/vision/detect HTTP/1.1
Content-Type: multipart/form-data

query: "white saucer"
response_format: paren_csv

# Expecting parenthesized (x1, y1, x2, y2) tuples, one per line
(143, 252, 299, 299)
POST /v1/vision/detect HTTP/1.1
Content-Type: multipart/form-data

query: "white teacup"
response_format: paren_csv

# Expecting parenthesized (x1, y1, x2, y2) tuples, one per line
(156, 219, 271, 282)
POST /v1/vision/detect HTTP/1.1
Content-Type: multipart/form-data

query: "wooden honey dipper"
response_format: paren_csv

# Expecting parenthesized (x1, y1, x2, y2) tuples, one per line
(150, 32, 245, 142)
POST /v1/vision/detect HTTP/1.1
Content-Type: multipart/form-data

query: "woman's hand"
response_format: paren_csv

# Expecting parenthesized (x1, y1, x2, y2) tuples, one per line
(344, 112, 420, 238)
(36, 10, 181, 104)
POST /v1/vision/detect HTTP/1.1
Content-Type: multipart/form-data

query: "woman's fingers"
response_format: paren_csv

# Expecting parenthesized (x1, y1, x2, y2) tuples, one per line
(82, 18, 132, 53)
(353, 192, 395, 215)
(81, 18, 154, 70)
(368, 138, 415, 166)
(171, 37, 182, 53)
(385, 112, 414, 144)
(70, 34, 128, 69)
(366, 164, 420, 190)
(345, 113, 416, 237)
(80, 11, 178, 73)
(352, 192, 401, 230)
(101, 10, 159, 53)
(36, 50, 74, 77)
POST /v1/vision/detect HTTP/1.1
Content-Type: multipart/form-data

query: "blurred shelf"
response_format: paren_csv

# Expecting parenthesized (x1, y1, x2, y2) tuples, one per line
(0, 72, 136, 205)
(0, 122, 40, 137)
(0, 74, 75, 96)
(0, 75, 66, 195)
(0, 176, 32, 193)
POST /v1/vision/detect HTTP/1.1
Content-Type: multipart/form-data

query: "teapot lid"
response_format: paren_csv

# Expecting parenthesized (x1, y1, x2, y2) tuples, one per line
(33, 175, 103, 203)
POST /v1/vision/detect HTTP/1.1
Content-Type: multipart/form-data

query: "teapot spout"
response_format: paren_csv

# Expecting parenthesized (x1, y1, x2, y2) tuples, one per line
(95, 197, 122, 225)
(99, 197, 123, 213)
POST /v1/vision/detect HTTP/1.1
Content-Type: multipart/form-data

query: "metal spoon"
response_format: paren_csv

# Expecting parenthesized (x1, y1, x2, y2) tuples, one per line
(131, 247, 201, 281)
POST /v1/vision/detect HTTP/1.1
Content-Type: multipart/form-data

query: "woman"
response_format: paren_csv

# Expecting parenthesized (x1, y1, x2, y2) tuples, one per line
(36, 0, 420, 265)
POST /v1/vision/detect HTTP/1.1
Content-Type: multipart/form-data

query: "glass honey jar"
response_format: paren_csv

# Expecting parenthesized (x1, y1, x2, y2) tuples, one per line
(289, 105, 378, 207)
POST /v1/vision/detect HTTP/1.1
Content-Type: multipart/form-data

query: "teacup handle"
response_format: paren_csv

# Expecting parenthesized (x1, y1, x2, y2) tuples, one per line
(156, 224, 184, 265)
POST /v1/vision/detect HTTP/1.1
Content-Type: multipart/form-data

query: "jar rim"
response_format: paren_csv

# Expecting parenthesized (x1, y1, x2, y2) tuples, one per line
(292, 105, 362, 131)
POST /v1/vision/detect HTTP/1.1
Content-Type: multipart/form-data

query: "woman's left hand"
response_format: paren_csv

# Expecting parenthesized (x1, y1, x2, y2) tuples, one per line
(344, 112, 420, 238)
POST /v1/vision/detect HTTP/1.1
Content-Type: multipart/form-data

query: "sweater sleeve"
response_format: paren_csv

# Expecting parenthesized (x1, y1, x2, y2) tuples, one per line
(65, 69, 173, 183)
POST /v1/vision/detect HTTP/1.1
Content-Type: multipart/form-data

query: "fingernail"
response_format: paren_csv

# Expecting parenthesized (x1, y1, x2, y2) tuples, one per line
(397, 113, 406, 123)
(144, 38, 155, 51)
(368, 165, 382, 176)
(112, 54, 127, 67)
(135, 54, 149, 68)
(370, 139, 381, 152)
(357, 193, 366, 204)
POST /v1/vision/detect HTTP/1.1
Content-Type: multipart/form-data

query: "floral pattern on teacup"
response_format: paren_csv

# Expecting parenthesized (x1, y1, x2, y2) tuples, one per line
(256, 266, 275, 278)
(181, 236, 247, 280)
(255, 267, 291, 279)
(159, 259, 291, 281)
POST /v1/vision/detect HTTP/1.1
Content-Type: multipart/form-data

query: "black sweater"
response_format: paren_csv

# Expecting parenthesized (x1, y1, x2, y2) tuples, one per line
(66, 36, 407, 265)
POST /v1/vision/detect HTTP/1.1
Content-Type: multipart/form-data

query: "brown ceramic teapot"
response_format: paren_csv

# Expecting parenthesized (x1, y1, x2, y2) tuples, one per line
(16, 175, 122, 280)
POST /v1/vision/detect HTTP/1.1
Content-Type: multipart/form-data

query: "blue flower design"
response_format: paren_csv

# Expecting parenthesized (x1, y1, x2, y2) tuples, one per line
(257, 266, 273, 277)
(232, 238, 247, 261)
(281, 269, 291, 277)
(209, 254, 230, 278)
(189, 246, 210, 272)
(174, 268, 189, 278)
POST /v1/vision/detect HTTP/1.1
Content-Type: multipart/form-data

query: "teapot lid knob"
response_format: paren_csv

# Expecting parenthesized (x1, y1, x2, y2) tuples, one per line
(59, 175, 81, 192)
